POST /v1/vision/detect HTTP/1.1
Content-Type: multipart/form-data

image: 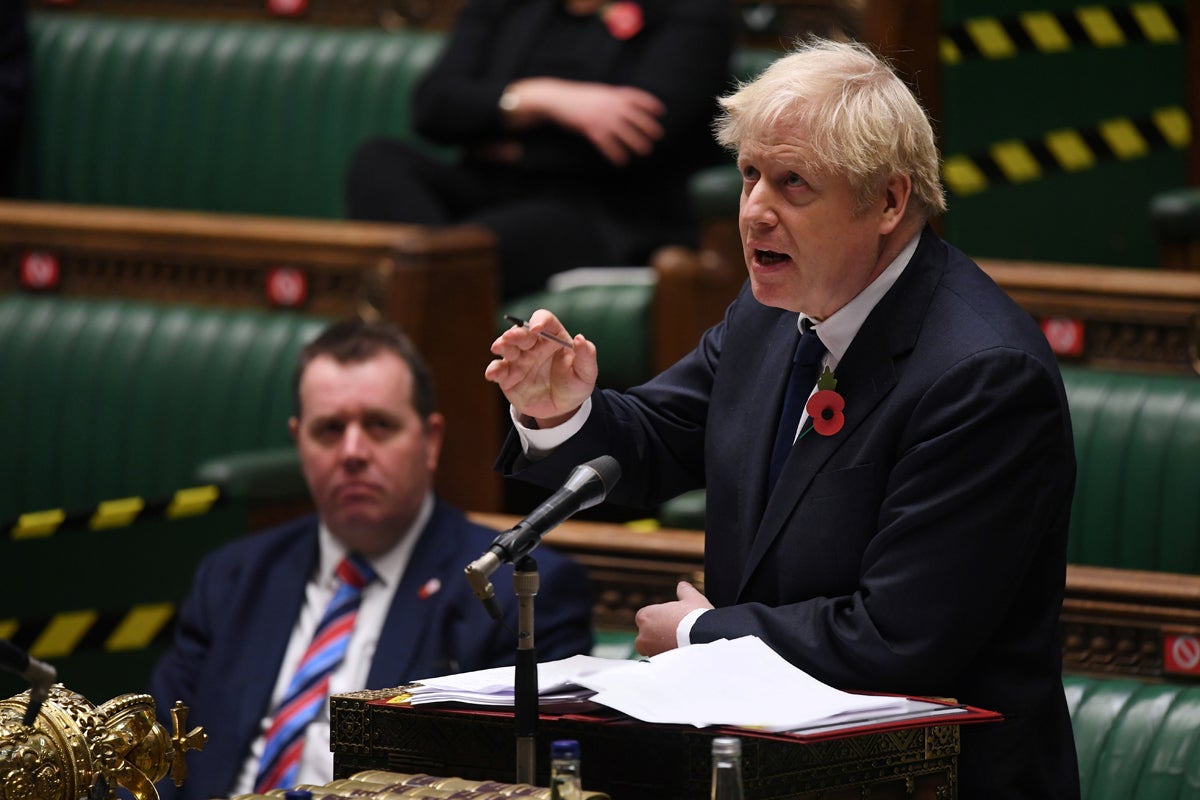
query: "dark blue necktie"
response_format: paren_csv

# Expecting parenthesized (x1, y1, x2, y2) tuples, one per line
(768, 325, 826, 493)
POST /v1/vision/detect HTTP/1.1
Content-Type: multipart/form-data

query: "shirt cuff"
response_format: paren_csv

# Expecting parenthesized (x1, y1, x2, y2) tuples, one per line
(676, 608, 708, 648)
(511, 397, 593, 459)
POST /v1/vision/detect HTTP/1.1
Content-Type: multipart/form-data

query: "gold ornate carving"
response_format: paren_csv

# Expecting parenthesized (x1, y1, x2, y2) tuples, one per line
(0, 686, 205, 800)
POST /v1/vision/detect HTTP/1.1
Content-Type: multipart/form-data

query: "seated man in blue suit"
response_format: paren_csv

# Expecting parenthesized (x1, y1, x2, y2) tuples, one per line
(151, 319, 593, 800)
(487, 39, 1079, 798)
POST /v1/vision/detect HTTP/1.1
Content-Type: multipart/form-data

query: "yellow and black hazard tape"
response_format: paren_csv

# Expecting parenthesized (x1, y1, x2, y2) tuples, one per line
(4, 485, 223, 541)
(942, 104, 1190, 196)
(942, 2, 1183, 64)
(0, 603, 177, 660)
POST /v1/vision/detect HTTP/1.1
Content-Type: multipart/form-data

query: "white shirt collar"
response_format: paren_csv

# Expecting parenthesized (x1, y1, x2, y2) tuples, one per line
(800, 231, 921, 370)
(315, 492, 435, 589)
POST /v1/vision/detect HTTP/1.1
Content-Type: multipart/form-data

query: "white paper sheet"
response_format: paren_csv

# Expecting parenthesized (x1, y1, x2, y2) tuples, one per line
(408, 636, 908, 733)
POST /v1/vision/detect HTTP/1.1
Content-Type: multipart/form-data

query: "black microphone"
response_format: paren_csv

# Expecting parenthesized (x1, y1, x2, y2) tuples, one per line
(466, 455, 621, 618)
(0, 639, 57, 726)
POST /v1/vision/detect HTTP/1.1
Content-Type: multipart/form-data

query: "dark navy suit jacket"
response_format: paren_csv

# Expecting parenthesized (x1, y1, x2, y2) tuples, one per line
(411, 0, 733, 260)
(149, 499, 593, 800)
(500, 228, 1081, 797)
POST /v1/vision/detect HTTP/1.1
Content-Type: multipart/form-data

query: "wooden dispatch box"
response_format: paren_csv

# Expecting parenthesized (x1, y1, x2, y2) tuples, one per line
(330, 688, 997, 799)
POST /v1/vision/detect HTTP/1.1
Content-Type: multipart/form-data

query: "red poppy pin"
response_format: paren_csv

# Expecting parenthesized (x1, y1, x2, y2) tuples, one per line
(417, 577, 442, 600)
(601, 1, 644, 40)
(805, 367, 845, 436)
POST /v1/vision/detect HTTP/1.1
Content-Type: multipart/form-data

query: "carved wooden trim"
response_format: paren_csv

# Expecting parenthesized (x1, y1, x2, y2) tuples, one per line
(980, 259, 1200, 375)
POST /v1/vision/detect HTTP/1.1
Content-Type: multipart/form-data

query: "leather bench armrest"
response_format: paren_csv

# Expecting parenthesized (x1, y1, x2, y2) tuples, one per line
(193, 447, 306, 501)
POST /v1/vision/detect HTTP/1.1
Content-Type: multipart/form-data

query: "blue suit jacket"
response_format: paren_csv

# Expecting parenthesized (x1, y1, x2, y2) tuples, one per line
(149, 499, 593, 800)
(500, 228, 1080, 797)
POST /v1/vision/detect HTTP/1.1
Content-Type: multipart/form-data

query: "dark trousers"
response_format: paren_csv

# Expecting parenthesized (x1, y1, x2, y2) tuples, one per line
(345, 137, 628, 299)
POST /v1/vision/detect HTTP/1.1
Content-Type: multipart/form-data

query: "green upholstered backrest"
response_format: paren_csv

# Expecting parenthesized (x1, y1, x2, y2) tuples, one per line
(0, 293, 330, 519)
(500, 282, 654, 391)
(1065, 674, 1200, 800)
(18, 12, 447, 218)
(1063, 366, 1200, 572)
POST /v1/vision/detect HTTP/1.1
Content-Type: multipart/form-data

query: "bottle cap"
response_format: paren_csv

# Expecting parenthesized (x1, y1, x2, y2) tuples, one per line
(711, 736, 741, 757)
(551, 739, 581, 759)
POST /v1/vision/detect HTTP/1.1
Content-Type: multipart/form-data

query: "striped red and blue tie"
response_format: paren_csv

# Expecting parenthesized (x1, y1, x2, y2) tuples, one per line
(254, 553, 376, 792)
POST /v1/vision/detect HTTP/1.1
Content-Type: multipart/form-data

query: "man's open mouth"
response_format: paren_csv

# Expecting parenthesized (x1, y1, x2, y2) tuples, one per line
(756, 249, 790, 265)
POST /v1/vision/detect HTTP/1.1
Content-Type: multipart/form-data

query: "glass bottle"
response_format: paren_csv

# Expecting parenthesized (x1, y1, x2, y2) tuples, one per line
(549, 739, 582, 800)
(710, 736, 744, 800)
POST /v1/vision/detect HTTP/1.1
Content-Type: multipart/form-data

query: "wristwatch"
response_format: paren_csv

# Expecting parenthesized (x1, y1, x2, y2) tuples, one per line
(499, 89, 521, 113)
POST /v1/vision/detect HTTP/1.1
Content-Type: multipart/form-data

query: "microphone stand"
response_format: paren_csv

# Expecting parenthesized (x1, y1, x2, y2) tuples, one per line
(512, 555, 539, 785)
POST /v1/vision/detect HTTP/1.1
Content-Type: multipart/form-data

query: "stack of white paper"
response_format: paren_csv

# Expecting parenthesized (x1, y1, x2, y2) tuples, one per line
(409, 636, 911, 733)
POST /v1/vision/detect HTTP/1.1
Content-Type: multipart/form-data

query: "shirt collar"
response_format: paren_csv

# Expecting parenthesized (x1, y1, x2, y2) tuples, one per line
(799, 231, 921, 370)
(316, 492, 435, 589)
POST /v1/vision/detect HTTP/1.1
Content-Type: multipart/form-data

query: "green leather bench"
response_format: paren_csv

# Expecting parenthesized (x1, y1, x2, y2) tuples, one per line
(1067, 367, 1200, 573)
(0, 294, 327, 517)
(0, 293, 329, 701)
(17, 11, 770, 249)
(1067, 674, 1200, 799)
(18, 12, 447, 218)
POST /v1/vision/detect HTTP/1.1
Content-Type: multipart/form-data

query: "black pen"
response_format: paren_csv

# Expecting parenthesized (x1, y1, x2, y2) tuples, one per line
(503, 314, 575, 349)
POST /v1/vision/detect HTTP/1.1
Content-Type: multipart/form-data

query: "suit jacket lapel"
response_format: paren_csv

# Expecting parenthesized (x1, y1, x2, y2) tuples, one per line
(367, 504, 455, 687)
(231, 525, 317, 768)
(734, 316, 799, 563)
(737, 227, 944, 598)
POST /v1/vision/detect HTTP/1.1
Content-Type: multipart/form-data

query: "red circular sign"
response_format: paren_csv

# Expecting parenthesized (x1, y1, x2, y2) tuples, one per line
(20, 251, 61, 290)
(266, 267, 308, 308)
(1040, 317, 1084, 357)
(267, 0, 307, 16)
(1171, 635, 1200, 671)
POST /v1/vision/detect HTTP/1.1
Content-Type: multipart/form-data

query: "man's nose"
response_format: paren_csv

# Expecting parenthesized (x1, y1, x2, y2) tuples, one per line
(740, 182, 778, 228)
(340, 423, 370, 463)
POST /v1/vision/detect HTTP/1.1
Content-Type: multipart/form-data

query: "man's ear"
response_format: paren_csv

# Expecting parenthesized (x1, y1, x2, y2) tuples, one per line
(288, 416, 300, 442)
(879, 173, 913, 234)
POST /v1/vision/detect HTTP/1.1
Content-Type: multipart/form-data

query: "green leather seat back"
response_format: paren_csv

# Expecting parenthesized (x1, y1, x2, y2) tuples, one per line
(501, 283, 653, 391)
(0, 294, 330, 519)
(20, 13, 447, 218)
(1063, 365, 1200, 572)
(1065, 674, 1200, 799)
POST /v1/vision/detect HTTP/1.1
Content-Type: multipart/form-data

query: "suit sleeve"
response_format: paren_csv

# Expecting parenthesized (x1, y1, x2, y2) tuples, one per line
(147, 554, 223, 724)
(691, 348, 1074, 697)
(411, 0, 510, 143)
